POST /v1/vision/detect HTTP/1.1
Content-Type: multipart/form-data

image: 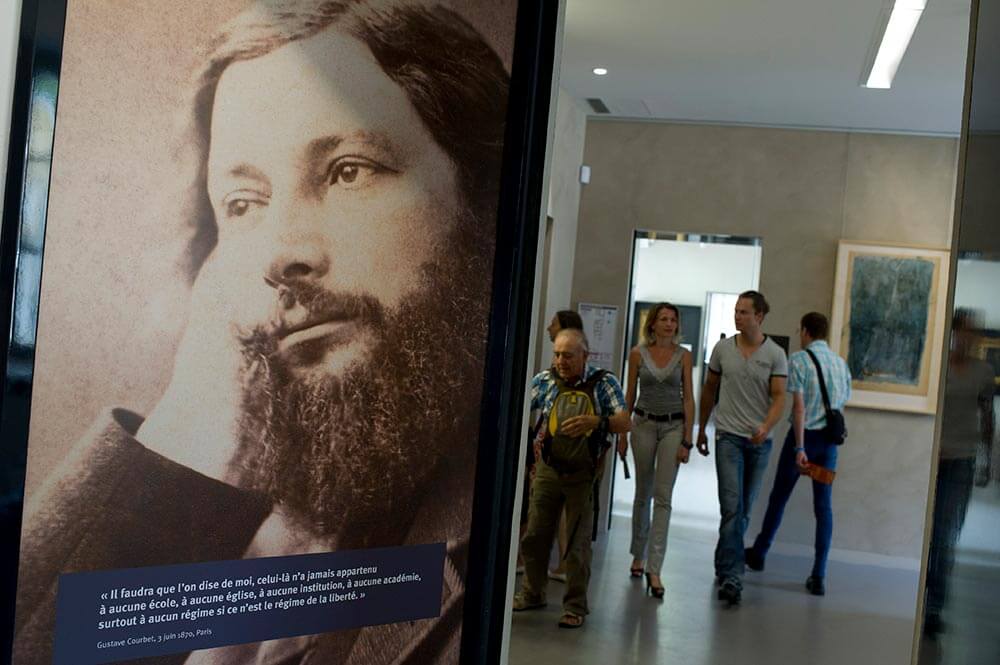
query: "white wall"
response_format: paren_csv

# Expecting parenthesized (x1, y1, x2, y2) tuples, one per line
(1, 0, 22, 204)
(954, 258, 1000, 327)
(633, 239, 761, 306)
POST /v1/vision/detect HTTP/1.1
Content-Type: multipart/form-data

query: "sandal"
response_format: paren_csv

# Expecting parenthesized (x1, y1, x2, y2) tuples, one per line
(630, 561, 644, 578)
(512, 593, 546, 612)
(645, 573, 665, 599)
(558, 613, 584, 628)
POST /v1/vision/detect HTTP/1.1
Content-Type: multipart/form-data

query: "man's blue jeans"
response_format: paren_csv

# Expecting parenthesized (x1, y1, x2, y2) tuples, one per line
(750, 429, 838, 579)
(714, 432, 773, 589)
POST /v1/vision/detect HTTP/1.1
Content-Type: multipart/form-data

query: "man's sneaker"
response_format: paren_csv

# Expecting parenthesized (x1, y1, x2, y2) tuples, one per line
(744, 547, 765, 572)
(717, 580, 741, 606)
(805, 576, 826, 596)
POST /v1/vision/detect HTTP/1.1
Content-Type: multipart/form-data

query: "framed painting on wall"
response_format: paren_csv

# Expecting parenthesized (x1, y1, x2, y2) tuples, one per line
(829, 241, 951, 414)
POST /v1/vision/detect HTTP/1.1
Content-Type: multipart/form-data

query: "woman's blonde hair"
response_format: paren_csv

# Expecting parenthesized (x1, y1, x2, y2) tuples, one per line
(643, 302, 681, 345)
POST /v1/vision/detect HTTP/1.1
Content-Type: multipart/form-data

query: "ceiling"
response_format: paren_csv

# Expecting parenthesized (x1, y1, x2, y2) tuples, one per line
(559, 0, 972, 135)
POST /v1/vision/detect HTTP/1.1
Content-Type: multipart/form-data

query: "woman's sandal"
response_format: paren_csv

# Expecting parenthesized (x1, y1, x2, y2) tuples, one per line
(558, 613, 585, 629)
(645, 573, 665, 599)
(630, 563, 644, 578)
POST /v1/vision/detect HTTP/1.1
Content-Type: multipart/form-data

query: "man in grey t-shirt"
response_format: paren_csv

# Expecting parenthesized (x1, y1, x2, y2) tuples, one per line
(696, 290, 787, 605)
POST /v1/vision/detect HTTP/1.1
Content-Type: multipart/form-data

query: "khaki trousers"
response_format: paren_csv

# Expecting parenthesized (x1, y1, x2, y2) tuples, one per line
(629, 416, 682, 575)
(519, 461, 595, 616)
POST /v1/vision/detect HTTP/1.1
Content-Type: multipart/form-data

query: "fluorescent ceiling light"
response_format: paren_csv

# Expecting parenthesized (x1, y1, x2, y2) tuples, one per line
(592, 67, 608, 76)
(863, 0, 927, 89)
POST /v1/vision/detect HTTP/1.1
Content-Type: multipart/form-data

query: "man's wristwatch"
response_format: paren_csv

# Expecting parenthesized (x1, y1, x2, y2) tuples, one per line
(681, 440, 694, 450)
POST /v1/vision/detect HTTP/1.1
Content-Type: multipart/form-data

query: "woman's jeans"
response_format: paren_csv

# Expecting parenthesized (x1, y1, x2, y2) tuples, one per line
(714, 432, 773, 589)
(749, 429, 838, 579)
(629, 415, 683, 575)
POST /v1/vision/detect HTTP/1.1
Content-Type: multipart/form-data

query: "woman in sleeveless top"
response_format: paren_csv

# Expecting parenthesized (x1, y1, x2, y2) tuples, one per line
(620, 302, 695, 598)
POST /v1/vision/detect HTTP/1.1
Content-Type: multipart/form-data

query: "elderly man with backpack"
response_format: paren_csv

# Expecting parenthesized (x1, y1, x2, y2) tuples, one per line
(513, 328, 630, 629)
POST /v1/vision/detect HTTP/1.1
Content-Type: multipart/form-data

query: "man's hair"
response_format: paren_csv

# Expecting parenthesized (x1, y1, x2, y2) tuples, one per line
(800, 312, 829, 340)
(739, 290, 770, 317)
(643, 302, 681, 344)
(555, 327, 589, 353)
(555, 310, 583, 331)
(174, 0, 510, 278)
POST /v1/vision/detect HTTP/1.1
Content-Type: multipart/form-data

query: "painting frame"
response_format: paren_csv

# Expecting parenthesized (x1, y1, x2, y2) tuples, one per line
(829, 241, 951, 414)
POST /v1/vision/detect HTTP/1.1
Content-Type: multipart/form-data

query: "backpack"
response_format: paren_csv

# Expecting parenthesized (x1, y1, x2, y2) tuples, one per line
(541, 370, 611, 474)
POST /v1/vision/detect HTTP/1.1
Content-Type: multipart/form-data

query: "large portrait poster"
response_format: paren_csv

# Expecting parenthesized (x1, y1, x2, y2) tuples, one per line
(2, 1, 549, 663)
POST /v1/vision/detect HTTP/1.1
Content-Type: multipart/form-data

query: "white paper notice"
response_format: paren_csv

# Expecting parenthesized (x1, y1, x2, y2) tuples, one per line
(577, 303, 619, 370)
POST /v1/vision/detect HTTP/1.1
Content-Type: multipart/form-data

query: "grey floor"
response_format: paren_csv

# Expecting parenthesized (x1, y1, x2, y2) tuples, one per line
(509, 517, 922, 665)
(917, 483, 1000, 665)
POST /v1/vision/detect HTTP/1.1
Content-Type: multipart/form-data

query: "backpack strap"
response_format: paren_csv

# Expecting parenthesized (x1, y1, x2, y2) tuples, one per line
(582, 369, 612, 464)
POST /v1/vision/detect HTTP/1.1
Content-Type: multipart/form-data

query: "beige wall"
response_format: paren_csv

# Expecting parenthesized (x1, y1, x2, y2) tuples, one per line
(535, 89, 588, 367)
(573, 120, 959, 560)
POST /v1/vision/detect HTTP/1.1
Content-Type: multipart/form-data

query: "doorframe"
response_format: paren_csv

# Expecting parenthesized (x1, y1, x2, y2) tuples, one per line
(607, 229, 763, 532)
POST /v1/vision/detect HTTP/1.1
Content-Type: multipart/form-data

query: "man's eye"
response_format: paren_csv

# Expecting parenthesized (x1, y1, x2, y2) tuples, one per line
(221, 191, 267, 219)
(227, 199, 252, 217)
(326, 158, 391, 189)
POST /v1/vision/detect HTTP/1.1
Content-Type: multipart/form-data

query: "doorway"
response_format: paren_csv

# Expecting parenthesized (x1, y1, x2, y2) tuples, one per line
(612, 231, 762, 530)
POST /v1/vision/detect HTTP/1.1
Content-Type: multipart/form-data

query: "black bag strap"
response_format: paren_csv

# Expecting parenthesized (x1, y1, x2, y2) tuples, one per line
(805, 348, 834, 415)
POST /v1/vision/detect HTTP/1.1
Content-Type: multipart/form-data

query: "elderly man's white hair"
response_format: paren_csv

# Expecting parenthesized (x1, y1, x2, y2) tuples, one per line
(555, 327, 589, 353)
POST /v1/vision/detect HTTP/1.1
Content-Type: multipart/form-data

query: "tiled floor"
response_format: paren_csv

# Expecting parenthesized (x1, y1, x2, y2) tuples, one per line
(509, 517, 921, 665)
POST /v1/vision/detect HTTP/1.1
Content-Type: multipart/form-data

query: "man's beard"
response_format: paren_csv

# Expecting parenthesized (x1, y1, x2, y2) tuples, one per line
(234, 222, 492, 548)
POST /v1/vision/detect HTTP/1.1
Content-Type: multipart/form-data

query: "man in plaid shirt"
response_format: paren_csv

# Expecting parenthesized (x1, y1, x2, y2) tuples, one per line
(745, 312, 851, 596)
(514, 329, 628, 629)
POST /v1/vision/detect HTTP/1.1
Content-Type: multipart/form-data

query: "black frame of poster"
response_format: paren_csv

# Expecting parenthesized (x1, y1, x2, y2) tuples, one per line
(0, 1, 557, 663)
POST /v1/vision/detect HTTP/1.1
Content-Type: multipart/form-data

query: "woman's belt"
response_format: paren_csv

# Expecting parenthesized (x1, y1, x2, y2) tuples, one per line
(634, 408, 684, 422)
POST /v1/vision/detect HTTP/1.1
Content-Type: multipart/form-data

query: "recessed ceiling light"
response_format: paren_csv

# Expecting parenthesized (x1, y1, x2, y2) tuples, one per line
(592, 67, 608, 76)
(861, 0, 927, 89)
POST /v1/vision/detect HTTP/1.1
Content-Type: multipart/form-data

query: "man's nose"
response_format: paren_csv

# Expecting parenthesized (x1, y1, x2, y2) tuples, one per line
(265, 241, 331, 287)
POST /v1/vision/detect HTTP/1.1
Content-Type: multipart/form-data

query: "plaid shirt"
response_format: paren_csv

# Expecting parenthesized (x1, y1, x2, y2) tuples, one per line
(788, 340, 852, 430)
(529, 363, 627, 420)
